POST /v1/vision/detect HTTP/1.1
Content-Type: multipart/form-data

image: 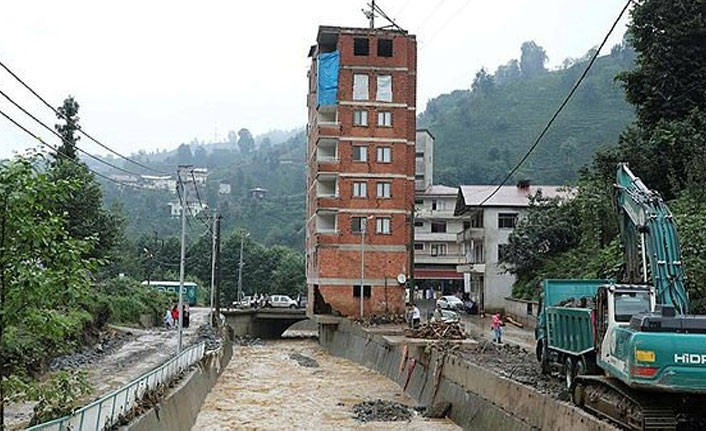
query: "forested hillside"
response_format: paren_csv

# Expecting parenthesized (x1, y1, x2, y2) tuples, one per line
(419, 39, 636, 185)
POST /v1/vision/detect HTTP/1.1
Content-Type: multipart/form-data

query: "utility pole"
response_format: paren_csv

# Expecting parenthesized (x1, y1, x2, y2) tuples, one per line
(209, 212, 219, 326)
(214, 214, 222, 323)
(237, 233, 245, 305)
(176, 165, 192, 353)
(370, 0, 376, 28)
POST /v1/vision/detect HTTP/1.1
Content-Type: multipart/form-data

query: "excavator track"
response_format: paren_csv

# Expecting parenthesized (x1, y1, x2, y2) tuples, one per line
(572, 375, 701, 431)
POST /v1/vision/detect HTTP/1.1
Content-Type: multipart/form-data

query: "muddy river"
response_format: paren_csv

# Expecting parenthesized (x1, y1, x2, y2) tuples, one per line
(192, 337, 460, 430)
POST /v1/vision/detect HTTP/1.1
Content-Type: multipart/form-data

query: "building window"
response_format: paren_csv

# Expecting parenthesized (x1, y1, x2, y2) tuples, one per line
(431, 243, 447, 256)
(353, 74, 369, 100)
(354, 38, 370, 56)
(376, 217, 391, 234)
(376, 146, 392, 163)
(376, 182, 391, 198)
(470, 211, 484, 228)
(431, 221, 447, 233)
(353, 110, 368, 126)
(431, 200, 437, 210)
(377, 39, 393, 57)
(352, 181, 367, 198)
(376, 75, 392, 102)
(414, 220, 424, 227)
(377, 111, 392, 127)
(463, 221, 471, 230)
(352, 145, 367, 162)
(353, 285, 372, 298)
(498, 213, 518, 229)
(351, 216, 367, 233)
(414, 242, 424, 250)
(498, 244, 509, 261)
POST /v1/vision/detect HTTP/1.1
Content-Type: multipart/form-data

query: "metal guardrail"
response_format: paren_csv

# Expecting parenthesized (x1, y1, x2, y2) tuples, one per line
(27, 342, 206, 431)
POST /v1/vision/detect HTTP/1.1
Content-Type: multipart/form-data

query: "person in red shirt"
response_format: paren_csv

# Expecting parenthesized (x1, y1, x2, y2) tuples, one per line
(171, 304, 179, 327)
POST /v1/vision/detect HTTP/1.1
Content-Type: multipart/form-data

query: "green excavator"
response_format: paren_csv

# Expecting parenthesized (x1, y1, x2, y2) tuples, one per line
(535, 163, 706, 430)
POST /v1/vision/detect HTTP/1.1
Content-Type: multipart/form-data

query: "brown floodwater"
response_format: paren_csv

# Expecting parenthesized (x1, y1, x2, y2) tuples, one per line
(192, 338, 460, 431)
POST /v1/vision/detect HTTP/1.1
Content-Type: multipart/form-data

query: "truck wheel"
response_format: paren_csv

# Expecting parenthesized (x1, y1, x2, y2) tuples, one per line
(535, 340, 543, 362)
(576, 357, 588, 376)
(564, 357, 576, 389)
(571, 382, 585, 407)
(540, 343, 551, 375)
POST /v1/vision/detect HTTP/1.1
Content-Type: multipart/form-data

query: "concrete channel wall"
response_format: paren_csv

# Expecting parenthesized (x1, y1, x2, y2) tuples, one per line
(121, 336, 233, 431)
(319, 319, 617, 431)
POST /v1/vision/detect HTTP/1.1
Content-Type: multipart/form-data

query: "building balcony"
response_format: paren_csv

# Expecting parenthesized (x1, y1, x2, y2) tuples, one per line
(414, 252, 465, 265)
(414, 232, 458, 242)
(456, 262, 486, 274)
(457, 227, 485, 243)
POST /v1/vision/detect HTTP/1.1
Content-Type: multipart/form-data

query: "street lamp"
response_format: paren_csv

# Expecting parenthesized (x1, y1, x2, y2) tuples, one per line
(360, 215, 375, 318)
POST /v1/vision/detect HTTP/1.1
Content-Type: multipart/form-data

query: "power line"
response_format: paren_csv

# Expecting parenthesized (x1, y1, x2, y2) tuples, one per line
(0, 106, 161, 192)
(0, 58, 168, 175)
(0, 87, 146, 178)
(477, 0, 632, 207)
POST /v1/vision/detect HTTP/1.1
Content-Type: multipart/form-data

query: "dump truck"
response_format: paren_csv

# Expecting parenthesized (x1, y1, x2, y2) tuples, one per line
(534, 164, 706, 430)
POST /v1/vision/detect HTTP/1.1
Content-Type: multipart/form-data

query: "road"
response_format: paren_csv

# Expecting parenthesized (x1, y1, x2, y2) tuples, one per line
(5, 308, 209, 430)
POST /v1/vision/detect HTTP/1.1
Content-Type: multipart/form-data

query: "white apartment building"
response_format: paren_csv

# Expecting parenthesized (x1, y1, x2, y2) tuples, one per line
(414, 185, 466, 294)
(168, 201, 208, 217)
(453, 183, 567, 312)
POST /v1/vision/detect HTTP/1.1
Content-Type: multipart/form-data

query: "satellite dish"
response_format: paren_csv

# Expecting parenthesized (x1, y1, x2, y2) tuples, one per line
(397, 273, 407, 285)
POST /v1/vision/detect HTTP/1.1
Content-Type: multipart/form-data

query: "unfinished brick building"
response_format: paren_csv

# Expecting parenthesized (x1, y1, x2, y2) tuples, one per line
(306, 25, 417, 317)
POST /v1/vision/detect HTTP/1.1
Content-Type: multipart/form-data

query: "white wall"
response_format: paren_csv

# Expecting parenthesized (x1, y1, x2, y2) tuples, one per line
(482, 207, 525, 310)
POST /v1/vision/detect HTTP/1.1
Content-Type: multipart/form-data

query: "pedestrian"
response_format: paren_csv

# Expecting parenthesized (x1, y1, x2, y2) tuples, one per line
(491, 313, 504, 343)
(171, 304, 179, 328)
(183, 304, 190, 328)
(164, 307, 174, 329)
(411, 303, 421, 329)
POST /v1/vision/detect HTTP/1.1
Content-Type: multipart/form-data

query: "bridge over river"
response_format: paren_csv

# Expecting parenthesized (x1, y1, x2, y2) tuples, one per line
(221, 308, 308, 338)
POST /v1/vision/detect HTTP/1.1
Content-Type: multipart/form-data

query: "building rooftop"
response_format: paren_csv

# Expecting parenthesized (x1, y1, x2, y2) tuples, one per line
(419, 184, 457, 196)
(454, 184, 571, 215)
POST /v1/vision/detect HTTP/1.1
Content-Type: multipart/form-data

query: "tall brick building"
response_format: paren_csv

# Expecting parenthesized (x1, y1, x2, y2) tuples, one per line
(306, 25, 417, 317)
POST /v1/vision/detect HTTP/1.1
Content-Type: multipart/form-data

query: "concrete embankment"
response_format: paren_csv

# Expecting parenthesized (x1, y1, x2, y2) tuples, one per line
(319, 318, 617, 431)
(121, 335, 233, 431)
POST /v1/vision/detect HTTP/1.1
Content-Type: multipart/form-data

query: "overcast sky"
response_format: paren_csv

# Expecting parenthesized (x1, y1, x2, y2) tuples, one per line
(0, 0, 630, 159)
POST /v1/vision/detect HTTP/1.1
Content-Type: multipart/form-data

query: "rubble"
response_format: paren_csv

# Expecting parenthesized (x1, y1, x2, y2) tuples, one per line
(458, 339, 567, 399)
(406, 321, 466, 340)
(352, 399, 413, 422)
(193, 324, 222, 351)
(354, 314, 406, 327)
(233, 336, 262, 346)
(50, 329, 133, 371)
(289, 352, 319, 368)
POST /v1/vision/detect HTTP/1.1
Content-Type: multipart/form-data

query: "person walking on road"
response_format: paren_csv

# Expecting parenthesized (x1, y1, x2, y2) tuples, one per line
(491, 313, 504, 343)
(410, 304, 421, 329)
(164, 307, 174, 329)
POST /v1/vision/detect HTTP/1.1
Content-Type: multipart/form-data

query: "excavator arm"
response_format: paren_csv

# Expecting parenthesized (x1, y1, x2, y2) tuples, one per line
(614, 163, 689, 314)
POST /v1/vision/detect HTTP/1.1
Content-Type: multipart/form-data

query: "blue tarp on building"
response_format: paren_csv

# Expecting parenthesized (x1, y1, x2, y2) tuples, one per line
(317, 51, 339, 107)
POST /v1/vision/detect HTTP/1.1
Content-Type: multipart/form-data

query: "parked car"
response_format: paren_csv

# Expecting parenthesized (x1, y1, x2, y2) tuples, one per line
(232, 296, 252, 309)
(431, 309, 460, 324)
(436, 295, 464, 310)
(265, 295, 298, 309)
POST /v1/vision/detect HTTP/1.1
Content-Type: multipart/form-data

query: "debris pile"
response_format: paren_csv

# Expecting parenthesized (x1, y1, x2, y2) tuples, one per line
(194, 324, 222, 351)
(233, 336, 262, 346)
(50, 329, 133, 371)
(459, 340, 567, 399)
(289, 352, 319, 368)
(406, 321, 466, 340)
(352, 399, 413, 422)
(355, 314, 406, 327)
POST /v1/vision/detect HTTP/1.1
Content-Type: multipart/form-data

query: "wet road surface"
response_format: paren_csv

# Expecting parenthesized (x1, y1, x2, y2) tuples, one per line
(192, 338, 460, 431)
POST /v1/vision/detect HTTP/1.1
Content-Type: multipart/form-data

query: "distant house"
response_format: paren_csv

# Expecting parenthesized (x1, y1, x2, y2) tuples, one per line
(192, 168, 208, 184)
(168, 201, 208, 217)
(109, 174, 139, 183)
(141, 175, 177, 193)
(219, 183, 231, 195)
(249, 187, 267, 199)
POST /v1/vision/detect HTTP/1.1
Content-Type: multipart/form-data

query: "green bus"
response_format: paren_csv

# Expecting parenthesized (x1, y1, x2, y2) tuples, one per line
(141, 281, 198, 306)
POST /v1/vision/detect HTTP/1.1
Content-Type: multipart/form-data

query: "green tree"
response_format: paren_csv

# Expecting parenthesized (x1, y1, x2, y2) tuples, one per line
(176, 143, 193, 165)
(494, 59, 521, 86)
(0, 156, 95, 423)
(237, 128, 255, 155)
(520, 41, 548, 79)
(54, 96, 80, 161)
(51, 97, 122, 262)
(618, 0, 706, 129)
(471, 67, 494, 94)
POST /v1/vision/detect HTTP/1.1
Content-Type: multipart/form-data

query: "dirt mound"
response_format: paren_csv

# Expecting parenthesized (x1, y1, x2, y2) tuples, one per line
(406, 321, 466, 340)
(352, 399, 413, 422)
(50, 329, 133, 371)
(289, 352, 319, 368)
(459, 340, 567, 398)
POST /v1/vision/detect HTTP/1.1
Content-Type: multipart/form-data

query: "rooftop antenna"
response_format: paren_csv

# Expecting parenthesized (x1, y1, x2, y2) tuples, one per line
(363, 1, 406, 32)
